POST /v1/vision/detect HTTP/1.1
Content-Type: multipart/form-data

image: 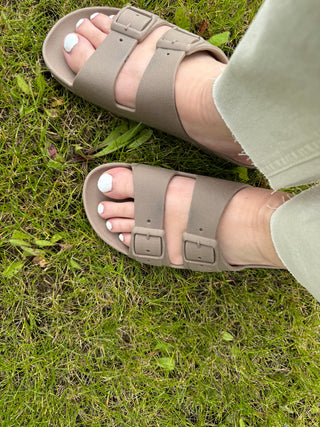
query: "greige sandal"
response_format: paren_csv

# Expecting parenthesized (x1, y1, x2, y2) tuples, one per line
(83, 162, 269, 271)
(43, 6, 251, 167)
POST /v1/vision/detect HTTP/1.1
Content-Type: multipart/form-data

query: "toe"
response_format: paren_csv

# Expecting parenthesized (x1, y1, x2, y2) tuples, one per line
(97, 201, 134, 220)
(119, 232, 131, 247)
(97, 167, 134, 200)
(89, 12, 114, 34)
(75, 18, 107, 49)
(63, 33, 95, 74)
(106, 218, 135, 233)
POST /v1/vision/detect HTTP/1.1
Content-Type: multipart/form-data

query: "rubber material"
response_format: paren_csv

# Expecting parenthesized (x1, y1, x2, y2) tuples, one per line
(82, 163, 272, 271)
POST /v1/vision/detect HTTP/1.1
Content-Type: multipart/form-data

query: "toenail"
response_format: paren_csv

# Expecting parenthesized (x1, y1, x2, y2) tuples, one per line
(64, 34, 79, 53)
(106, 221, 112, 231)
(90, 12, 99, 20)
(76, 18, 84, 29)
(119, 234, 124, 242)
(97, 173, 112, 193)
(97, 203, 104, 214)
(109, 15, 115, 19)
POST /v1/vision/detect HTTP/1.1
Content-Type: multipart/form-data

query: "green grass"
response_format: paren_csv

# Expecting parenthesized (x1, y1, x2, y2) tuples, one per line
(1, 0, 320, 425)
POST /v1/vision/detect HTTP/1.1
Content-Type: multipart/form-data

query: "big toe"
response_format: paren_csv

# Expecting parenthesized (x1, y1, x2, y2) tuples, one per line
(63, 13, 112, 74)
(97, 167, 134, 200)
(63, 33, 95, 74)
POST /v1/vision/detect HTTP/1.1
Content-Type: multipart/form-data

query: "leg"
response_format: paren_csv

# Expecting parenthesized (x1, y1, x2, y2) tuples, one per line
(213, 0, 320, 300)
(213, 0, 320, 189)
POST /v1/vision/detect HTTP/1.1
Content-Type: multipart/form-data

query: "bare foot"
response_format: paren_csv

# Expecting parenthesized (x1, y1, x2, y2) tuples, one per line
(62, 12, 252, 165)
(96, 167, 288, 268)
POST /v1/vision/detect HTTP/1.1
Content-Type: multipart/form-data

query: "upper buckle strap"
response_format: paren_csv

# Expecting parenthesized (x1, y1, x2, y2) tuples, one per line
(182, 232, 217, 266)
(131, 226, 165, 260)
(157, 27, 203, 53)
(111, 6, 160, 41)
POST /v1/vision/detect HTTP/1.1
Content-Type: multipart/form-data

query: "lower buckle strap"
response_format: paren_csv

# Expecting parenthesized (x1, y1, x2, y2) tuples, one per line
(131, 227, 165, 260)
(182, 232, 217, 265)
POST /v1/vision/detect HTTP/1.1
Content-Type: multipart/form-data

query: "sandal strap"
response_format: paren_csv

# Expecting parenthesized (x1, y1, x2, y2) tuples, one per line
(136, 27, 227, 141)
(73, 6, 227, 139)
(127, 164, 248, 271)
(128, 164, 174, 266)
(73, 6, 165, 111)
(182, 176, 248, 271)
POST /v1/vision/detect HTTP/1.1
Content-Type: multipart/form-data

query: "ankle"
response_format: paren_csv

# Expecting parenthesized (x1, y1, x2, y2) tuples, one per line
(218, 187, 289, 268)
(175, 54, 246, 160)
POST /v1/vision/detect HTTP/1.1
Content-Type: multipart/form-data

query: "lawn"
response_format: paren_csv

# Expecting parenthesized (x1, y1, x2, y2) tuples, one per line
(1, 0, 320, 425)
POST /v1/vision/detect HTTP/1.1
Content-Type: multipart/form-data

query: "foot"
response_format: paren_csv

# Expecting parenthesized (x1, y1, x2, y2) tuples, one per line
(62, 11, 252, 166)
(96, 167, 288, 268)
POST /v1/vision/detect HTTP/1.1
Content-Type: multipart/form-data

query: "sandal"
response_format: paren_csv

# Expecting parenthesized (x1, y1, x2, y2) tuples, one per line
(43, 6, 251, 167)
(83, 162, 269, 271)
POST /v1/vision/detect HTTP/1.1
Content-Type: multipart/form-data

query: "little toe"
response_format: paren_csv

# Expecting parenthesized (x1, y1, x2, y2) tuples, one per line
(106, 218, 135, 233)
(97, 168, 134, 200)
(89, 12, 114, 34)
(119, 232, 131, 247)
(63, 33, 95, 73)
(75, 18, 107, 49)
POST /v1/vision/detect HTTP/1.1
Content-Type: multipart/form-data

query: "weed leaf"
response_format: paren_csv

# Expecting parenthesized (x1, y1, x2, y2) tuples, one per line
(175, 7, 190, 31)
(231, 345, 239, 358)
(47, 160, 64, 170)
(3, 261, 24, 278)
(22, 246, 44, 257)
(51, 233, 66, 243)
(93, 124, 143, 157)
(16, 74, 31, 95)
(128, 129, 153, 149)
(222, 331, 234, 341)
(11, 230, 31, 241)
(235, 166, 249, 181)
(9, 238, 32, 248)
(209, 31, 230, 47)
(69, 259, 82, 270)
(158, 357, 175, 371)
(34, 239, 54, 247)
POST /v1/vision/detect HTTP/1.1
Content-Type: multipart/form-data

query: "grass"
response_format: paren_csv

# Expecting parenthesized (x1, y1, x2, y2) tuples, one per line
(1, 0, 320, 425)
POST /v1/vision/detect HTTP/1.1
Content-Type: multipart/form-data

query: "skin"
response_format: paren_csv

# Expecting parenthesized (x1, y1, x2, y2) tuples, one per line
(63, 13, 288, 268)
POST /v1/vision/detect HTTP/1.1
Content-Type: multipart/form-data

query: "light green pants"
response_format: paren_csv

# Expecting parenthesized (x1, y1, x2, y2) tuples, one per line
(213, 0, 320, 301)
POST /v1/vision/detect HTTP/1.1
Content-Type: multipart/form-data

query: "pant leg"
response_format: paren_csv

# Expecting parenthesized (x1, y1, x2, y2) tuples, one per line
(213, 0, 320, 190)
(271, 185, 320, 302)
(212, 0, 320, 301)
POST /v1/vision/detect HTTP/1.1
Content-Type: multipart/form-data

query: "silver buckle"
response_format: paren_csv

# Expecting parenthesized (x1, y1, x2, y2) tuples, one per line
(111, 6, 159, 41)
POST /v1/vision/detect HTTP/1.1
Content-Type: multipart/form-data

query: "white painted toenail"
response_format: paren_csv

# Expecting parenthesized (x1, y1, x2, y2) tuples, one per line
(119, 234, 124, 242)
(64, 34, 79, 53)
(76, 18, 84, 29)
(90, 12, 99, 20)
(97, 173, 112, 193)
(97, 203, 104, 214)
(109, 15, 115, 19)
(106, 221, 112, 231)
